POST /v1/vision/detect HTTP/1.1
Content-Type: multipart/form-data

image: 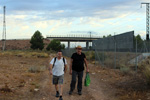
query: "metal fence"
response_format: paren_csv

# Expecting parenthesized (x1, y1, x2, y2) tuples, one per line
(63, 38, 150, 71)
(62, 48, 76, 58)
(93, 38, 150, 72)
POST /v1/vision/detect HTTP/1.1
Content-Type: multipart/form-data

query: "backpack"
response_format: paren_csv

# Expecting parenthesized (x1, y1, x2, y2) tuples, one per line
(52, 57, 66, 69)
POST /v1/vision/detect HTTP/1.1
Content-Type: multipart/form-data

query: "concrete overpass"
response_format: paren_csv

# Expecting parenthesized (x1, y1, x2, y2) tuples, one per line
(46, 35, 101, 49)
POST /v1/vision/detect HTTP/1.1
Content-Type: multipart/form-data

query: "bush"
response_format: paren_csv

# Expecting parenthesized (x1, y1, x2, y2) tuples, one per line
(84, 51, 95, 61)
(138, 56, 150, 85)
(46, 39, 65, 51)
(28, 66, 46, 73)
(143, 65, 150, 85)
(120, 66, 130, 75)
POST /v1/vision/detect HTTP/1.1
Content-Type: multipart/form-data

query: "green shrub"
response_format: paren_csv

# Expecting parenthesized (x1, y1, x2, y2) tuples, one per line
(46, 39, 65, 51)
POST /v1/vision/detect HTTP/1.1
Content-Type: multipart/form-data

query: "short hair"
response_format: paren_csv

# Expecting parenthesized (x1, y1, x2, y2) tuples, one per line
(76, 45, 82, 49)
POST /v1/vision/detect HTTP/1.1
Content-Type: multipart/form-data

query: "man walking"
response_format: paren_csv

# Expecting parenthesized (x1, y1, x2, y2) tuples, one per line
(69, 45, 89, 95)
(49, 51, 67, 100)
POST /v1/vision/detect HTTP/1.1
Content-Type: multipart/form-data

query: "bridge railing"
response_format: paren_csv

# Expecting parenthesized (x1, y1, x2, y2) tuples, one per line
(46, 35, 101, 38)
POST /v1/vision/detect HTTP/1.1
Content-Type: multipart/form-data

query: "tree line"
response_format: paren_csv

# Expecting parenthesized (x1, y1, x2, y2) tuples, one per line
(30, 30, 65, 51)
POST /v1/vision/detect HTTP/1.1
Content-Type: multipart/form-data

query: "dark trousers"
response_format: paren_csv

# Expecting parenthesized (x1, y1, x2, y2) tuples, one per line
(70, 70, 83, 92)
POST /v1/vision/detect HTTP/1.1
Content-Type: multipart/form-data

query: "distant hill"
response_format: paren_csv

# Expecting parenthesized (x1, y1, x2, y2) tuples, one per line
(0, 39, 50, 50)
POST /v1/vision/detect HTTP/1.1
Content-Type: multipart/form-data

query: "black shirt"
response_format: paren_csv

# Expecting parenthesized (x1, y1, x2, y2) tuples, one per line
(71, 52, 86, 72)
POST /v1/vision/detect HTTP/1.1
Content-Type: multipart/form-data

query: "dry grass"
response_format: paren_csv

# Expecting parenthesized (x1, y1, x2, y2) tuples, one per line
(143, 65, 150, 85)
(0, 50, 50, 58)
(28, 66, 46, 73)
(138, 56, 150, 85)
(85, 51, 140, 71)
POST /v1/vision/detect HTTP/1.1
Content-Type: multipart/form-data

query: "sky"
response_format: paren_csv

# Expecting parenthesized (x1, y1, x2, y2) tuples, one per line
(0, 0, 150, 47)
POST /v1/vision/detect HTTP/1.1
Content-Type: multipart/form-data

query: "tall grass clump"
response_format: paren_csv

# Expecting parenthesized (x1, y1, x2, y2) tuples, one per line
(28, 66, 46, 73)
(143, 66, 150, 85)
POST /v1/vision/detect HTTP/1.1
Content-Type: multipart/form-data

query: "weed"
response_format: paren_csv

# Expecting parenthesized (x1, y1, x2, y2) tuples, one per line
(28, 66, 46, 73)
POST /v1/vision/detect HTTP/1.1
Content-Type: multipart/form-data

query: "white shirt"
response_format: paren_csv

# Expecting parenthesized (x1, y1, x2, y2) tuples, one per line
(50, 57, 67, 76)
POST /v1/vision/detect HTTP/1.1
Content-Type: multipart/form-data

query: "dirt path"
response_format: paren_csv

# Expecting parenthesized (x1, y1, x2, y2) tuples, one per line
(1, 52, 150, 100)
(29, 64, 116, 100)
(0, 53, 120, 100)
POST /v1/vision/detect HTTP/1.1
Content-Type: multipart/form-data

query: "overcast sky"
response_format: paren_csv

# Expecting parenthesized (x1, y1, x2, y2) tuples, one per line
(0, 0, 149, 41)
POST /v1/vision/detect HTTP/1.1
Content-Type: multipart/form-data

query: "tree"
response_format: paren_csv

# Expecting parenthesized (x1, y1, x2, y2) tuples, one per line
(103, 35, 106, 38)
(103, 34, 111, 38)
(107, 34, 112, 37)
(134, 34, 144, 49)
(30, 30, 44, 50)
(46, 39, 65, 51)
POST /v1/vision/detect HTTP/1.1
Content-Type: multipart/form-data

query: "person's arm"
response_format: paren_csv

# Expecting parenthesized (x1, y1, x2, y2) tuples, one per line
(69, 59, 73, 75)
(64, 59, 68, 73)
(64, 64, 67, 73)
(84, 58, 89, 72)
(49, 58, 54, 75)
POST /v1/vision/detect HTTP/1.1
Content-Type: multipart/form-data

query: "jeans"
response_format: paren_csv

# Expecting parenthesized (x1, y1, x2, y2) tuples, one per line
(70, 70, 83, 92)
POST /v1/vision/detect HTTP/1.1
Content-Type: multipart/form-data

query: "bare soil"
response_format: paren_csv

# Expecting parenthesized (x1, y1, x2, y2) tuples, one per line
(0, 51, 150, 100)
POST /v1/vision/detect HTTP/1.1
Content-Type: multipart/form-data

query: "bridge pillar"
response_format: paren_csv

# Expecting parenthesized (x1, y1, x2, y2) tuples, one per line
(68, 41, 70, 49)
(86, 41, 89, 49)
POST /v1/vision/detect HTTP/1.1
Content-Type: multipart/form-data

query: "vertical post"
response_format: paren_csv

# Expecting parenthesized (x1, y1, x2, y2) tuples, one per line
(95, 46, 96, 65)
(135, 38, 138, 72)
(90, 32, 91, 50)
(146, 4, 149, 41)
(114, 33, 116, 69)
(68, 41, 70, 50)
(94, 43, 102, 66)
(89, 32, 91, 63)
(86, 41, 89, 50)
(102, 40, 104, 67)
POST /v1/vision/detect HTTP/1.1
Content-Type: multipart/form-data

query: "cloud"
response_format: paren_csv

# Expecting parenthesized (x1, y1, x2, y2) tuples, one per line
(0, 0, 142, 20)
(32, 21, 49, 29)
(21, 26, 29, 30)
(48, 19, 73, 33)
(0, 0, 147, 39)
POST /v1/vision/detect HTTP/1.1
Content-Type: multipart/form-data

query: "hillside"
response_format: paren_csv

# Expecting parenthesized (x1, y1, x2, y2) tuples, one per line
(0, 39, 50, 50)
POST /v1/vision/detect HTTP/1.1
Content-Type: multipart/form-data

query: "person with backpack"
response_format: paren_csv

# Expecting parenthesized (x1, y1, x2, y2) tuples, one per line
(69, 45, 89, 95)
(49, 50, 67, 100)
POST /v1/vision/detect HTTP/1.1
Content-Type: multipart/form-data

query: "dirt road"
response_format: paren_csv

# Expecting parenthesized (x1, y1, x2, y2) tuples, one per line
(0, 51, 149, 100)
(26, 58, 115, 100)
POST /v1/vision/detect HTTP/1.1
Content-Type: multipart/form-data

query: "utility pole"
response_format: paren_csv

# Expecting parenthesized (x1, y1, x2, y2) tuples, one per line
(141, 3, 150, 41)
(2, 6, 6, 51)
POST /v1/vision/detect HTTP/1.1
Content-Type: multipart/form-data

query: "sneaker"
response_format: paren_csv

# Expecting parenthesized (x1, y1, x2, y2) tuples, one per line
(56, 92, 59, 97)
(59, 96, 63, 100)
(78, 91, 82, 95)
(69, 90, 73, 95)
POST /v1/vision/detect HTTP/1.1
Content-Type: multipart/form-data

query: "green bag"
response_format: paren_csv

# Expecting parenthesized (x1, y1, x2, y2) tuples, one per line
(84, 72, 91, 86)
